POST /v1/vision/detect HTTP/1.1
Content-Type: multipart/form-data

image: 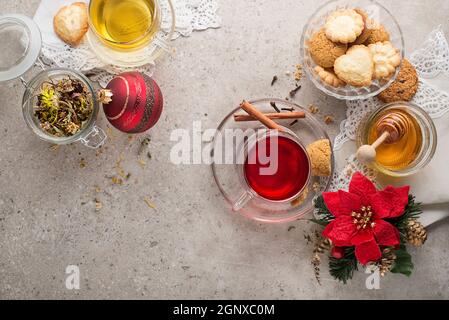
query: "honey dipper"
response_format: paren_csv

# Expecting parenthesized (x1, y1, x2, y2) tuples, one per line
(356, 111, 412, 164)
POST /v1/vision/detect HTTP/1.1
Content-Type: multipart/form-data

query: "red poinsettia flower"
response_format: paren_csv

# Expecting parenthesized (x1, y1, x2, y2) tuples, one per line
(322, 172, 409, 265)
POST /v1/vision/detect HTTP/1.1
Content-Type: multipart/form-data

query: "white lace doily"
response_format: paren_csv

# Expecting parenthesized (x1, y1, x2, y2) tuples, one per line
(331, 26, 449, 192)
(34, 0, 221, 86)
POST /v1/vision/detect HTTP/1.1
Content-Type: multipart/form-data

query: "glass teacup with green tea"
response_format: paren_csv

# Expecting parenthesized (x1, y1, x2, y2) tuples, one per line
(89, 0, 161, 50)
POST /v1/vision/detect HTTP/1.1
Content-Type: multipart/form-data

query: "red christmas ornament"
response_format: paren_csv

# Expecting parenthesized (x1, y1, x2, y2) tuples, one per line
(321, 172, 409, 265)
(101, 72, 163, 134)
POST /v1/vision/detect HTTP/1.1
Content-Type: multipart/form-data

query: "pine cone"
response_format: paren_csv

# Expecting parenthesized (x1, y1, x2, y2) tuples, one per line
(406, 219, 427, 247)
(311, 253, 321, 285)
(314, 236, 331, 254)
(379, 247, 397, 277)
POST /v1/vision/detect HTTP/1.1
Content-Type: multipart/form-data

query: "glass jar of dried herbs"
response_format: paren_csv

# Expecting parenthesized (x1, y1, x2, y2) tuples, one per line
(34, 76, 94, 137)
(22, 69, 106, 148)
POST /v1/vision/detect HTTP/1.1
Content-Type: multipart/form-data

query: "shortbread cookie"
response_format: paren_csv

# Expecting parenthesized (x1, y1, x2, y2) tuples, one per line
(369, 41, 401, 79)
(378, 59, 418, 103)
(353, 9, 373, 45)
(325, 9, 364, 44)
(306, 139, 332, 177)
(364, 22, 390, 45)
(54, 2, 88, 47)
(334, 45, 373, 87)
(309, 29, 348, 68)
(314, 66, 345, 87)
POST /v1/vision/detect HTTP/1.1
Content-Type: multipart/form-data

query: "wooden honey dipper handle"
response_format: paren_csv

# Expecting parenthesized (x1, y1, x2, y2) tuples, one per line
(372, 131, 390, 149)
(357, 111, 410, 165)
(240, 101, 284, 131)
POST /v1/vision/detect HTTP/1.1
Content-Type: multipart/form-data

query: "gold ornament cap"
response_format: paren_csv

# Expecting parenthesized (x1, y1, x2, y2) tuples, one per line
(98, 89, 114, 104)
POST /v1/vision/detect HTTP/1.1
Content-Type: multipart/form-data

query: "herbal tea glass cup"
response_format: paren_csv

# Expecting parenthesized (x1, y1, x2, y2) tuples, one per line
(356, 102, 437, 177)
(86, 0, 176, 67)
(88, 0, 161, 50)
(0, 14, 106, 149)
(232, 127, 311, 212)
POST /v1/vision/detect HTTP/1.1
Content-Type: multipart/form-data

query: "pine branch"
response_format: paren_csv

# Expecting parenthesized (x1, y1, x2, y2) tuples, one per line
(390, 245, 414, 277)
(386, 195, 422, 241)
(329, 247, 358, 284)
(312, 195, 334, 226)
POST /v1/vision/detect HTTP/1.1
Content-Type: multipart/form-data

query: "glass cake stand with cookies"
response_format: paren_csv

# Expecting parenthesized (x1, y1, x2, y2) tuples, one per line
(301, 0, 404, 100)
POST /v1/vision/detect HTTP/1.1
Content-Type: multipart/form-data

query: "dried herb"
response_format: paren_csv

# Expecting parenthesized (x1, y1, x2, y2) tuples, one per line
(309, 104, 319, 114)
(111, 177, 123, 185)
(95, 199, 103, 212)
(289, 85, 302, 98)
(270, 75, 278, 86)
(34, 77, 93, 137)
(79, 158, 87, 168)
(324, 115, 334, 125)
(138, 159, 146, 169)
(270, 101, 280, 113)
(144, 197, 157, 210)
(138, 136, 151, 156)
(294, 64, 303, 81)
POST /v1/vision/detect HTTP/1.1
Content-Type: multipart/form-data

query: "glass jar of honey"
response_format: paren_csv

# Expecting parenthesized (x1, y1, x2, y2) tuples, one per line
(357, 102, 437, 177)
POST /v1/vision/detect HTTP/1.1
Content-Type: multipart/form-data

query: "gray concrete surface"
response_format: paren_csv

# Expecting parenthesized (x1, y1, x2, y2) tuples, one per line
(1, 0, 449, 299)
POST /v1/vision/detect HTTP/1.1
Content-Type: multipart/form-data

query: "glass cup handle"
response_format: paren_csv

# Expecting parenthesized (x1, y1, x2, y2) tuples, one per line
(153, 35, 172, 53)
(152, 0, 176, 54)
(232, 192, 253, 212)
(80, 125, 107, 149)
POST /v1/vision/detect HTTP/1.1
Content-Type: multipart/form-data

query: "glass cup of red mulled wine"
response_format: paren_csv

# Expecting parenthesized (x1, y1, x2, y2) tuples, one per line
(233, 127, 311, 211)
(212, 98, 334, 223)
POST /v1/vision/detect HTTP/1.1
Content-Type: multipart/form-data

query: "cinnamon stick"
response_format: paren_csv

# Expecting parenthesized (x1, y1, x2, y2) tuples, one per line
(234, 111, 306, 122)
(240, 101, 283, 131)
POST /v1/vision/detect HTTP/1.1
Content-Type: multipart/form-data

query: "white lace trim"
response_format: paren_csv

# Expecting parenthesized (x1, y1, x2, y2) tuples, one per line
(329, 154, 378, 192)
(410, 25, 449, 79)
(36, 0, 221, 87)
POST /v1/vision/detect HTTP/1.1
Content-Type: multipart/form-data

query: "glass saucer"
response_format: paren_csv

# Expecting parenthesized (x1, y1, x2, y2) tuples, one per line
(86, 0, 176, 68)
(211, 98, 335, 223)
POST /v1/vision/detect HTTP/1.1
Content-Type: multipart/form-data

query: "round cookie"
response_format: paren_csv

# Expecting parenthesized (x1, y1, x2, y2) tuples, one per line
(364, 22, 390, 45)
(353, 10, 373, 45)
(314, 66, 345, 87)
(369, 41, 401, 79)
(309, 29, 348, 68)
(325, 9, 364, 44)
(378, 59, 418, 103)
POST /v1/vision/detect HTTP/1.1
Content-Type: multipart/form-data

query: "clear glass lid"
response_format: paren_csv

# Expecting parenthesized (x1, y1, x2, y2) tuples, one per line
(0, 14, 42, 82)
